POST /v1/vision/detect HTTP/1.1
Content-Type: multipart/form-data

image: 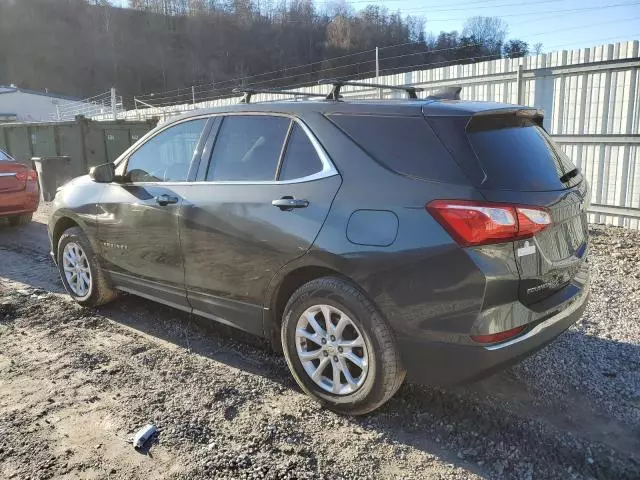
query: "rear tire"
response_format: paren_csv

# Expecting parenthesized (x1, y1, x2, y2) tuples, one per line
(8, 213, 32, 226)
(57, 227, 116, 307)
(281, 276, 405, 415)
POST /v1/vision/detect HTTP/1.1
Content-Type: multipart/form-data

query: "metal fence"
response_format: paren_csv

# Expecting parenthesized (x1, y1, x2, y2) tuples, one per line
(96, 40, 640, 228)
(54, 88, 125, 122)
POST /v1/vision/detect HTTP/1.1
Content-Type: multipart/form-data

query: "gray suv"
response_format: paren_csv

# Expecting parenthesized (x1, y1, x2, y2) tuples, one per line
(49, 84, 590, 415)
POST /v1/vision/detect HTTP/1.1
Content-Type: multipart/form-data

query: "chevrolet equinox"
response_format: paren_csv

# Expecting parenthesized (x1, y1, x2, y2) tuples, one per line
(49, 85, 590, 415)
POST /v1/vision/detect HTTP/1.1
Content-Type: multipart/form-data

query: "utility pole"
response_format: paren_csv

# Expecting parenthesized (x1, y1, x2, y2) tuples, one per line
(110, 87, 117, 121)
(516, 64, 524, 105)
(192, 85, 196, 108)
(375, 47, 381, 99)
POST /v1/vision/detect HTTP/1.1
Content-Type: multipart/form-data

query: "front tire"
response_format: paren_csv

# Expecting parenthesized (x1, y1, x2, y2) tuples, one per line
(281, 277, 405, 415)
(57, 227, 116, 307)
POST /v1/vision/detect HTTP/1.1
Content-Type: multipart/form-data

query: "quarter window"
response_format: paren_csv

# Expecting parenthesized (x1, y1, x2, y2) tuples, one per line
(329, 114, 465, 183)
(278, 124, 324, 181)
(206, 116, 290, 181)
(125, 119, 206, 182)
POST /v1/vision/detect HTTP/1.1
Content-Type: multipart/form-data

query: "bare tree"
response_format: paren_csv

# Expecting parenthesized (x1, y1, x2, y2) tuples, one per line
(462, 16, 507, 55)
(0, 0, 524, 102)
(532, 42, 544, 55)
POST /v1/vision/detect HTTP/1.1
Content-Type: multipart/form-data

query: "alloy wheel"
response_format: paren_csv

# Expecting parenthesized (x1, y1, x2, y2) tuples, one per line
(295, 304, 369, 395)
(62, 242, 92, 298)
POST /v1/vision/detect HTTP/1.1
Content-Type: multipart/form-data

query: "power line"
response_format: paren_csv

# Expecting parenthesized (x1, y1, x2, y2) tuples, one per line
(378, 0, 639, 50)
(312, 0, 512, 5)
(239, 12, 640, 87)
(250, 0, 639, 24)
(375, 33, 640, 76)
(521, 15, 640, 40)
(540, 33, 640, 52)
(131, 34, 639, 112)
(408, 0, 640, 21)
(138, 31, 503, 102)
(251, 33, 640, 92)
(132, 2, 640, 104)
(139, 2, 611, 99)
(392, 0, 567, 15)
(135, 47, 377, 100)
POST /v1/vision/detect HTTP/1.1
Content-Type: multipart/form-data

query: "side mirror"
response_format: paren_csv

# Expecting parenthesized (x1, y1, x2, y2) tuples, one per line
(89, 163, 115, 183)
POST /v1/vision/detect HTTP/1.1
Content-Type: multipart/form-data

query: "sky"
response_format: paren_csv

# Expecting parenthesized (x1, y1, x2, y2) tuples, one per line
(111, 0, 640, 53)
(372, 0, 640, 52)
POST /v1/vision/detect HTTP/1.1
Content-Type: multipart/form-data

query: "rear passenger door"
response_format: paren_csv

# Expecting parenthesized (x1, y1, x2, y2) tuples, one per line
(179, 114, 341, 335)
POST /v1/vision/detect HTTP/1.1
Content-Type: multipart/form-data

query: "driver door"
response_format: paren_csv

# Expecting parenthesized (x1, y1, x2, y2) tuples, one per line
(96, 118, 209, 310)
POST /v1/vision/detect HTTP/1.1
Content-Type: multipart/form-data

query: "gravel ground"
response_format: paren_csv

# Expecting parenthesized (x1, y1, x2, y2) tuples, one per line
(0, 206, 638, 479)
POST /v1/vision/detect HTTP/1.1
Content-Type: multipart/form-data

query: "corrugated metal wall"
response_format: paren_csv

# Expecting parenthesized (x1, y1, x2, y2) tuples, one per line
(0, 117, 157, 176)
(105, 40, 640, 228)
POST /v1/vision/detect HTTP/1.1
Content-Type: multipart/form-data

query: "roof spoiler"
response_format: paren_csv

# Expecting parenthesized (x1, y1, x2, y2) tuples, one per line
(425, 86, 462, 101)
(467, 108, 545, 129)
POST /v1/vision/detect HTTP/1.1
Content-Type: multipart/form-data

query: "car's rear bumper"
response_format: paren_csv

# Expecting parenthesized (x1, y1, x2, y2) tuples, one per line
(398, 278, 590, 385)
(0, 190, 39, 217)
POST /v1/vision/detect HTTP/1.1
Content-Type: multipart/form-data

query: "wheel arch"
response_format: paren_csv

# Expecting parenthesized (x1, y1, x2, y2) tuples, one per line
(51, 214, 102, 264)
(264, 261, 360, 352)
(52, 216, 81, 253)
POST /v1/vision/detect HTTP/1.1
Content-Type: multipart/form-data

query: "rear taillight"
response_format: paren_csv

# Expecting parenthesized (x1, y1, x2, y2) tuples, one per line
(426, 200, 551, 247)
(16, 169, 39, 193)
(15, 169, 38, 183)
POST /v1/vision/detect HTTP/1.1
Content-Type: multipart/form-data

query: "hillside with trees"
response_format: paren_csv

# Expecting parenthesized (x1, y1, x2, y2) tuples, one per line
(0, 0, 532, 105)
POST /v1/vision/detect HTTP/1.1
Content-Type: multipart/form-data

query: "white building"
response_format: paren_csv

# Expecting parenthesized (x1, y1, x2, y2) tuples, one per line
(0, 85, 82, 122)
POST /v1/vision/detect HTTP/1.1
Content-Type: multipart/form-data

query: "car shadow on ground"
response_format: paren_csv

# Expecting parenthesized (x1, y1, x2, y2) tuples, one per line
(1, 226, 638, 478)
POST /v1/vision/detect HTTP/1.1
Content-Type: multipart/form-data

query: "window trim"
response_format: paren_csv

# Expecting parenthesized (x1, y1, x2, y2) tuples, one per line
(200, 112, 338, 185)
(274, 120, 295, 181)
(115, 112, 338, 186)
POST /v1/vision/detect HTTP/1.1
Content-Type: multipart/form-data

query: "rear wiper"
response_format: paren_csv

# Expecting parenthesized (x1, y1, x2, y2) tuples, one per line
(559, 168, 579, 183)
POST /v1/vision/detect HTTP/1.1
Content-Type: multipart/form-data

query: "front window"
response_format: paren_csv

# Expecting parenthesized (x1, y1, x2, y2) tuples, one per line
(124, 119, 207, 182)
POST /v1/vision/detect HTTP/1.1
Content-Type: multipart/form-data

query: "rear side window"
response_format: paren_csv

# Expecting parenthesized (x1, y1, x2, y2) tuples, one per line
(466, 115, 580, 191)
(207, 116, 290, 181)
(278, 124, 323, 181)
(328, 114, 465, 183)
(0, 150, 13, 161)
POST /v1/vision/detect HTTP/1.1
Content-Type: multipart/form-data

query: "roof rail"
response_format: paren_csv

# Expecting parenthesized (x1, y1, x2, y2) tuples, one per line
(426, 86, 462, 101)
(232, 87, 326, 104)
(319, 79, 424, 100)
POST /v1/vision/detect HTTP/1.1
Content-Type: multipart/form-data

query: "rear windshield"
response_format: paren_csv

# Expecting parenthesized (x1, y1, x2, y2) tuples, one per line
(328, 114, 467, 184)
(466, 115, 580, 191)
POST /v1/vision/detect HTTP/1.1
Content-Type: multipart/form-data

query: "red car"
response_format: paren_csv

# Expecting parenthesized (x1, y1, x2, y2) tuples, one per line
(0, 149, 39, 226)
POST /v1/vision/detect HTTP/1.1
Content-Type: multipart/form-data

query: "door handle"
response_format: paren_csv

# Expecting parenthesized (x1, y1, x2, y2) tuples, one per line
(155, 194, 179, 206)
(272, 197, 309, 211)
